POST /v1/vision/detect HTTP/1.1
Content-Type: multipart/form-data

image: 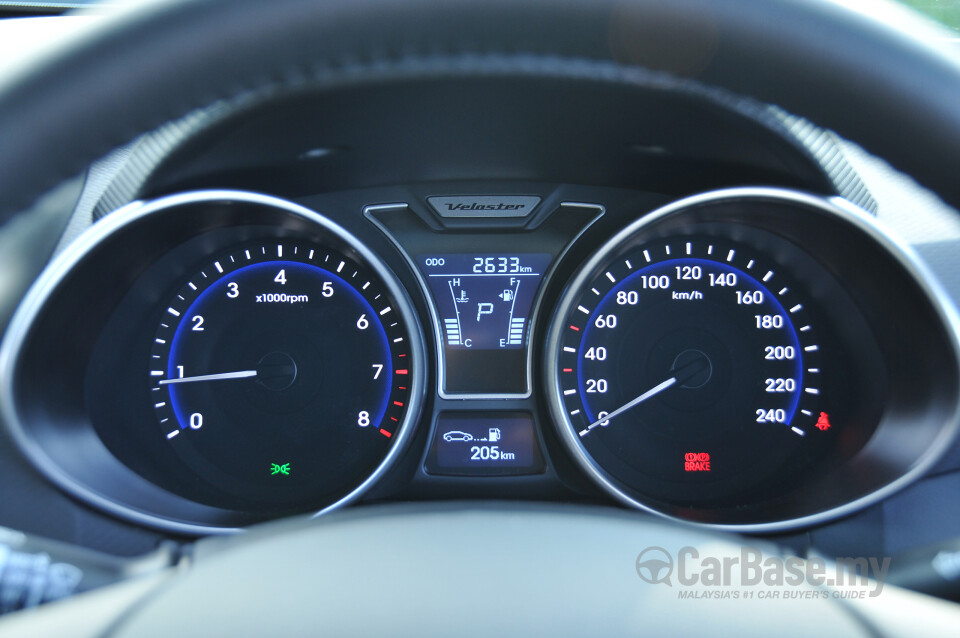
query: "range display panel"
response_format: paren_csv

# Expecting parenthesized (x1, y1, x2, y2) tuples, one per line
(425, 413, 543, 476)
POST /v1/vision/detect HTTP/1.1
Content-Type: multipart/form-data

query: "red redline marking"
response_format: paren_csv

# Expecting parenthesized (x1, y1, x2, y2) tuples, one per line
(398, 386, 408, 390)
(390, 417, 398, 422)
(396, 369, 409, 375)
(379, 429, 392, 438)
(393, 401, 404, 407)
(399, 354, 407, 358)
(562, 368, 573, 372)
(570, 325, 580, 331)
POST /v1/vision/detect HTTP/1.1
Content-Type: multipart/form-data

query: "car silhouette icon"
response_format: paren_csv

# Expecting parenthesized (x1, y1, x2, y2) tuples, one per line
(443, 430, 473, 442)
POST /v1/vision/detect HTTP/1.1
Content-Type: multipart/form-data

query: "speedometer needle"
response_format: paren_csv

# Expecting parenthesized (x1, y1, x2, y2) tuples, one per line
(579, 377, 676, 436)
(158, 370, 257, 385)
(578, 352, 711, 437)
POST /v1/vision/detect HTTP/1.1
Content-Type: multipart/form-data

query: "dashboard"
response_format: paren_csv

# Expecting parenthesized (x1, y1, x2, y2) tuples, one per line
(3, 1, 960, 631)
(2, 119, 959, 537)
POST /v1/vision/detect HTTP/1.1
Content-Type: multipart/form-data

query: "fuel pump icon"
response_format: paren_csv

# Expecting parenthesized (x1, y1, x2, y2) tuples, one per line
(488, 427, 501, 442)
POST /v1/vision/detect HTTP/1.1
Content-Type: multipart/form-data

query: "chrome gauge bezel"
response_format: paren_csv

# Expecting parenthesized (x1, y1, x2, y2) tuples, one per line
(0, 190, 427, 534)
(544, 187, 960, 532)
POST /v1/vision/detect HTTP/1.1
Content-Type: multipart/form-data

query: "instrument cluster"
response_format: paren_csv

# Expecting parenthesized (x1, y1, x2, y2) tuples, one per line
(1, 183, 958, 534)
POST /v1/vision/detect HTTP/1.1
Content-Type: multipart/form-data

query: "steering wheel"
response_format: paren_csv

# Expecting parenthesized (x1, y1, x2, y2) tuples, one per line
(2, 0, 960, 635)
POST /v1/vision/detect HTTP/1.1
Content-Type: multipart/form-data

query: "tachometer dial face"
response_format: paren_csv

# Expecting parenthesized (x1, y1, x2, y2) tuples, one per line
(549, 234, 839, 512)
(148, 239, 416, 513)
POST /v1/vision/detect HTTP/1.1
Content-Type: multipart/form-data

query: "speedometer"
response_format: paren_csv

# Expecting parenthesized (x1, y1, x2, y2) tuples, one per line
(542, 189, 908, 527)
(554, 238, 826, 507)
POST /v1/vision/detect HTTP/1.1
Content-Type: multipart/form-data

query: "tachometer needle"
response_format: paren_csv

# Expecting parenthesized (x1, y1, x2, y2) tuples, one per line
(579, 377, 677, 436)
(158, 370, 257, 385)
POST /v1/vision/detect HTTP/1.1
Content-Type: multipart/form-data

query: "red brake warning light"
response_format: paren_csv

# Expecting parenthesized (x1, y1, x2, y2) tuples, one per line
(684, 452, 711, 472)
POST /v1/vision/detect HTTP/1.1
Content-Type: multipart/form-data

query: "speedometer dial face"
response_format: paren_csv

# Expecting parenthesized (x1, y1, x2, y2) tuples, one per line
(148, 238, 416, 513)
(549, 233, 840, 513)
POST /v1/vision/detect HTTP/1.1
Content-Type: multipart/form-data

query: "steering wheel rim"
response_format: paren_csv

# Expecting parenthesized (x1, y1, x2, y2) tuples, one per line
(0, 0, 959, 223)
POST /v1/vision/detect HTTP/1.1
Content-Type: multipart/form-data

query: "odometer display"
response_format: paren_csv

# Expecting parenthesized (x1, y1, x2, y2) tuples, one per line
(551, 236, 834, 510)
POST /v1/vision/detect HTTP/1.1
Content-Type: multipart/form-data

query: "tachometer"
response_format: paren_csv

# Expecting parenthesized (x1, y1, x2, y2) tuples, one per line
(148, 238, 415, 512)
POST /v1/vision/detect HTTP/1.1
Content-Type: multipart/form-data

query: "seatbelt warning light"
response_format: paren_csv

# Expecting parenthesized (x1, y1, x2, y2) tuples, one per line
(684, 452, 711, 472)
(815, 412, 832, 431)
